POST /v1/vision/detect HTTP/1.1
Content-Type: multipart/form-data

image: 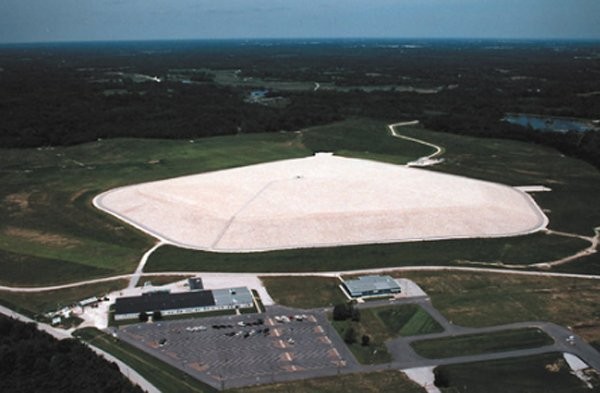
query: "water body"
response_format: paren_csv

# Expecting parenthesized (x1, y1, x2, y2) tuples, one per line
(504, 113, 598, 133)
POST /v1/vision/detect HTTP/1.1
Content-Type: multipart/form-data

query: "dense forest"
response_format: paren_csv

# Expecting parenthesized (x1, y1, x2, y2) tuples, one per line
(0, 316, 143, 393)
(0, 39, 599, 167)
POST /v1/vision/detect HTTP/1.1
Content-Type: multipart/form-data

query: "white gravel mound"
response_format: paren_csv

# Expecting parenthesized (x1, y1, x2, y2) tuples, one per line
(94, 153, 548, 252)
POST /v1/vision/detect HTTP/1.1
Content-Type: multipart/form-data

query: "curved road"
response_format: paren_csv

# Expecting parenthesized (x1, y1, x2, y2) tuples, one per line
(1, 265, 600, 293)
(354, 297, 600, 374)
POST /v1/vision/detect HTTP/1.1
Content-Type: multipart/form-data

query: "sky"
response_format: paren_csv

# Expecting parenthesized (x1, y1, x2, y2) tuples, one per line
(0, 0, 599, 44)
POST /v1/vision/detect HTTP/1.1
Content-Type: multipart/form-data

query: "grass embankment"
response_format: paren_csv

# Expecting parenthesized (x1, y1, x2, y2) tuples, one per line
(146, 232, 586, 273)
(0, 280, 128, 317)
(433, 352, 599, 393)
(401, 271, 600, 343)
(332, 304, 443, 364)
(411, 328, 553, 359)
(260, 276, 347, 309)
(74, 328, 216, 393)
(230, 370, 425, 393)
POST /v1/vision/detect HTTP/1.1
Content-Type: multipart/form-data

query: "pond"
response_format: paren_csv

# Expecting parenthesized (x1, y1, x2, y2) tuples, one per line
(503, 113, 598, 133)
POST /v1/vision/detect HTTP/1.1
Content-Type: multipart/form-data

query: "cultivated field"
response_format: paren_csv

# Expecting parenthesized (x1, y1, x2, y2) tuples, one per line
(96, 154, 547, 252)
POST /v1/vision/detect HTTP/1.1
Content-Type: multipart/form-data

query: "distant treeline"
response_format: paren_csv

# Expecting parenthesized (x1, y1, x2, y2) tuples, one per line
(0, 40, 598, 168)
(0, 316, 142, 393)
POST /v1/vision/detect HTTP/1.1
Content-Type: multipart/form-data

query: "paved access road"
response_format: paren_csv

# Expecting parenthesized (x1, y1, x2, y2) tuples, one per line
(349, 297, 600, 374)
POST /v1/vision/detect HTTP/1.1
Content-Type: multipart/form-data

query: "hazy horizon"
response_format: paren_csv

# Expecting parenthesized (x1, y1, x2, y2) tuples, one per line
(1, 0, 599, 44)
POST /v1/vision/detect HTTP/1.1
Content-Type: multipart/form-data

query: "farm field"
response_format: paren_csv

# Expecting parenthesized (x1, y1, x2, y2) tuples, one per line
(410, 328, 553, 359)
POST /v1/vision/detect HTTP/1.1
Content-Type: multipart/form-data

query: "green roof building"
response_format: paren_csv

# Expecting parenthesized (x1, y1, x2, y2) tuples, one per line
(342, 275, 402, 298)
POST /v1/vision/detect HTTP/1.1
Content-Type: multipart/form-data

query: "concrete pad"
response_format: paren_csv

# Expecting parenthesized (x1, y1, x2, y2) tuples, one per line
(403, 367, 441, 393)
(95, 154, 548, 252)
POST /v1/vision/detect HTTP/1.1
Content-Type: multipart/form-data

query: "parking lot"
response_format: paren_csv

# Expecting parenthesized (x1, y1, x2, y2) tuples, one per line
(117, 310, 350, 389)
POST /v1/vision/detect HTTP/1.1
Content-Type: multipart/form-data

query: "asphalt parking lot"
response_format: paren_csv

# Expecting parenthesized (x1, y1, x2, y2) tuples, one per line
(117, 310, 351, 389)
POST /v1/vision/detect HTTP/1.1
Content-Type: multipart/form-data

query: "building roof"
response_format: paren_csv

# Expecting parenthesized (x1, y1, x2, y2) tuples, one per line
(114, 291, 215, 315)
(212, 287, 253, 307)
(343, 275, 401, 295)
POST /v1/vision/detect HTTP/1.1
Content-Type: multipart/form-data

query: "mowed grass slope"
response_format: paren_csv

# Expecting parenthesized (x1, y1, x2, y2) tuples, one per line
(146, 232, 586, 273)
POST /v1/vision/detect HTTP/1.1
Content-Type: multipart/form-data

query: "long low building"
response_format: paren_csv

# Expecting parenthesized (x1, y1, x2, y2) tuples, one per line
(114, 287, 254, 321)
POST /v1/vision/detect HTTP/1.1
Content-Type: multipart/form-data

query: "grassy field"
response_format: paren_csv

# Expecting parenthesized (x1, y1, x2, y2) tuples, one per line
(230, 370, 425, 393)
(0, 279, 128, 317)
(260, 276, 347, 309)
(145, 232, 586, 273)
(374, 304, 444, 336)
(74, 327, 217, 393)
(433, 352, 599, 393)
(330, 304, 442, 365)
(331, 319, 393, 364)
(400, 271, 600, 343)
(301, 118, 435, 164)
(410, 328, 553, 359)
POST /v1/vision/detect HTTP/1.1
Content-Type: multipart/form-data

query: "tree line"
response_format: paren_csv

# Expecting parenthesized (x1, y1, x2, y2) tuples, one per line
(0, 316, 143, 393)
(0, 40, 598, 168)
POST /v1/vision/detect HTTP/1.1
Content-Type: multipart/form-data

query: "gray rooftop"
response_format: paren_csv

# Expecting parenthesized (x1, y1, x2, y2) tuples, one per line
(212, 287, 253, 307)
(343, 275, 401, 295)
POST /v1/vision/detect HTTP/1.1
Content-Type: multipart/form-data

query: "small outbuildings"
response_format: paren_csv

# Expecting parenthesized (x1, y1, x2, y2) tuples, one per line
(342, 275, 402, 298)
